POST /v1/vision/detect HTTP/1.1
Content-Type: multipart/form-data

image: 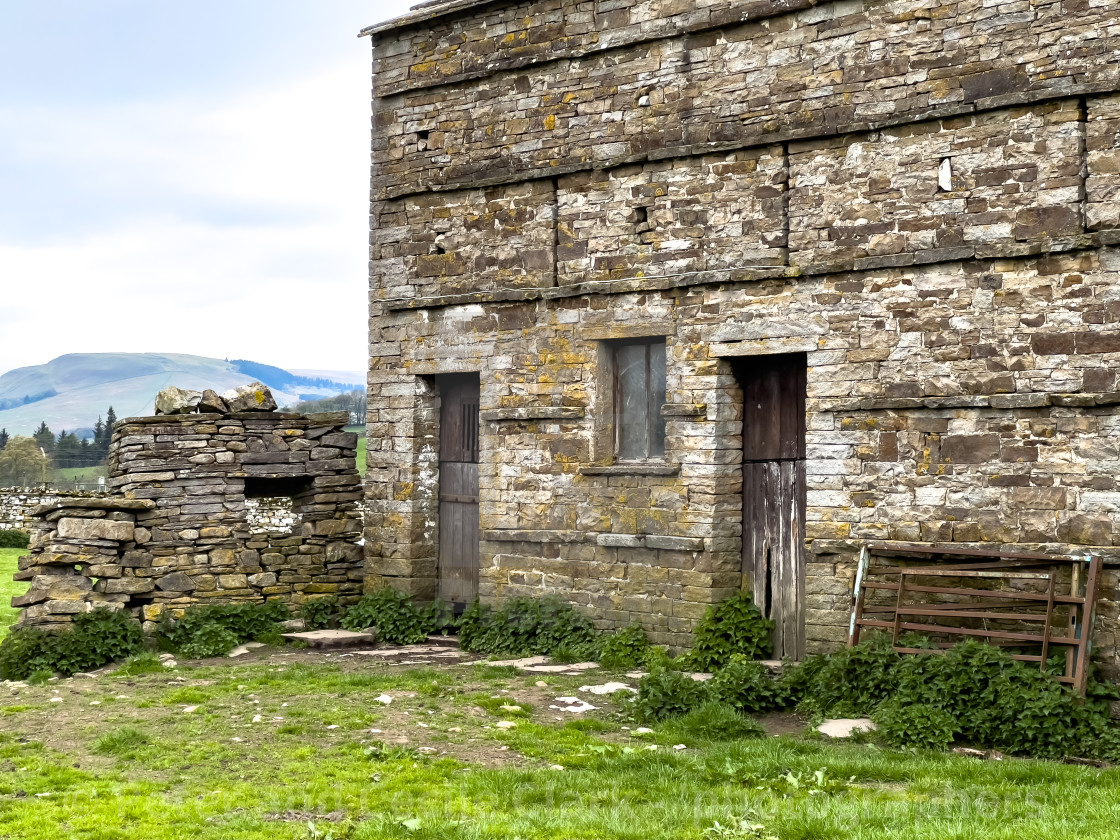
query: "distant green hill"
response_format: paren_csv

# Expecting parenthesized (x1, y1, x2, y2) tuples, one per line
(0, 353, 365, 438)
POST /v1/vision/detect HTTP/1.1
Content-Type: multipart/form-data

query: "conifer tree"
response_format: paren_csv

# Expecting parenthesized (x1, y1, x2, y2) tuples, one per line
(32, 421, 55, 454)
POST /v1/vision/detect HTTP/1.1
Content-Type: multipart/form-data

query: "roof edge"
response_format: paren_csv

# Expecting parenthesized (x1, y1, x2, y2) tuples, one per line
(359, 0, 510, 38)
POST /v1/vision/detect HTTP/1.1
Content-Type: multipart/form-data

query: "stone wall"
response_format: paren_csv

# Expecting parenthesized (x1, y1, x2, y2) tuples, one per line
(245, 497, 298, 535)
(365, 0, 1120, 200)
(13, 400, 363, 629)
(1, 489, 59, 532)
(364, 0, 1120, 657)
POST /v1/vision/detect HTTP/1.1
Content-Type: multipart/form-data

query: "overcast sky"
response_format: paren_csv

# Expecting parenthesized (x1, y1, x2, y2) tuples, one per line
(0, 0, 416, 376)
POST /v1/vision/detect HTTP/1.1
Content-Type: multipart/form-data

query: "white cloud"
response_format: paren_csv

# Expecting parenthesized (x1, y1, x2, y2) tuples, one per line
(0, 55, 371, 373)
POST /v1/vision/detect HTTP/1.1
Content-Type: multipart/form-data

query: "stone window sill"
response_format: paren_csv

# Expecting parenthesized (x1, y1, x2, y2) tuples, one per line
(578, 463, 680, 477)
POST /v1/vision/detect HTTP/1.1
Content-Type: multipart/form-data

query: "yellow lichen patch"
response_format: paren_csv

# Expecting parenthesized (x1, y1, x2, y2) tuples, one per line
(544, 114, 556, 131)
(394, 482, 415, 502)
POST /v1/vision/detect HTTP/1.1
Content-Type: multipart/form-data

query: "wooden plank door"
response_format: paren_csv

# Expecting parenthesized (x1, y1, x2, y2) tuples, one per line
(437, 374, 480, 606)
(738, 354, 807, 660)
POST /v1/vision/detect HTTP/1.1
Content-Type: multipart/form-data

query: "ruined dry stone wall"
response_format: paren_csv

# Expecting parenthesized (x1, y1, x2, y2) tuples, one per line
(14, 410, 363, 629)
(365, 0, 1120, 655)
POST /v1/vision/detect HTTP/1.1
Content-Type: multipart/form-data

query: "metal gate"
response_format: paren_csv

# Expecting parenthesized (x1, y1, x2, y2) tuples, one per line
(739, 353, 807, 660)
(437, 373, 480, 606)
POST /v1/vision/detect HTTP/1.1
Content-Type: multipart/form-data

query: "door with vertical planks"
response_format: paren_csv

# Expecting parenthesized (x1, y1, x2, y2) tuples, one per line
(738, 354, 807, 660)
(437, 374, 480, 607)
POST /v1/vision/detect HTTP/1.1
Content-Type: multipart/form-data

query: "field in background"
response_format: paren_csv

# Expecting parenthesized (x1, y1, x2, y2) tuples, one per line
(0, 548, 27, 638)
(346, 425, 367, 475)
(52, 466, 107, 483)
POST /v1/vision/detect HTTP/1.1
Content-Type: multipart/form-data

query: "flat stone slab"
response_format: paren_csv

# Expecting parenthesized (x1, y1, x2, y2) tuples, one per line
(579, 682, 637, 695)
(486, 656, 602, 675)
(347, 645, 475, 665)
(817, 718, 877, 739)
(228, 642, 266, 658)
(281, 630, 376, 649)
(549, 696, 597, 713)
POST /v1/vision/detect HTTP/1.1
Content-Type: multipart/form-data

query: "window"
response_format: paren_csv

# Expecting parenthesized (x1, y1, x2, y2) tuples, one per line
(613, 338, 667, 460)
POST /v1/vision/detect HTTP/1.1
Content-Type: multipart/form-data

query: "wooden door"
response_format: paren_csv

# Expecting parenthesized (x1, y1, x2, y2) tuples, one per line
(437, 374, 480, 606)
(739, 354, 807, 660)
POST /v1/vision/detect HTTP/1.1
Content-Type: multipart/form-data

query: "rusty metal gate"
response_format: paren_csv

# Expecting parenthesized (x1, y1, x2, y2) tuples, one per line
(437, 373, 480, 607)
(738, 353, 807, 660)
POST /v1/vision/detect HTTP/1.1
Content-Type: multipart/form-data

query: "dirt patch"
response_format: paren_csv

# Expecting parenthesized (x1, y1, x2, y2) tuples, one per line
(757, 712, 809, 737)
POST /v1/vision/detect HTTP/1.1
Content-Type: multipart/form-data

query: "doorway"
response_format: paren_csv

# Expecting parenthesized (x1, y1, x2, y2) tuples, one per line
(737, 353, 807, 660)
(436, 373, 480, 607)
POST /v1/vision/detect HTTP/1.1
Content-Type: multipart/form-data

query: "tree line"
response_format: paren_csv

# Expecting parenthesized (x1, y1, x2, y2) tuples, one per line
(0, 406, 117, 485)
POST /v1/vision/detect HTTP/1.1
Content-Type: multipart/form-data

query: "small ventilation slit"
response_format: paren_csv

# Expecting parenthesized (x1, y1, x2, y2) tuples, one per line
(938, 157, 953, 192)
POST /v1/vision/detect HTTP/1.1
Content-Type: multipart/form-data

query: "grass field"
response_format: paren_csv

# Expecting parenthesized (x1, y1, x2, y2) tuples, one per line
(52, 466, 107, 482)
(0, 548, 27, 639)
(357, 436, 367, 475)
(1, 550, 1119, 838)
(0, 642, 1117, 837)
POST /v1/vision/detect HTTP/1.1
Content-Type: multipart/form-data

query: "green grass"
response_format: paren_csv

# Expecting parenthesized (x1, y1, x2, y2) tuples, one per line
(0, 650, 1113, 839)
(0, 547, 28, 638)
(0, 560, 1117, 838)
(356, 436, 367, 475)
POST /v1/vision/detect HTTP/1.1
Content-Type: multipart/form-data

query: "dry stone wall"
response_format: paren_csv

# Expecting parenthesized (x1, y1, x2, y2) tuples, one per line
(365, 0, 1120, 660)
(0, 489, 91, 533)
(13, 402, 363, 629)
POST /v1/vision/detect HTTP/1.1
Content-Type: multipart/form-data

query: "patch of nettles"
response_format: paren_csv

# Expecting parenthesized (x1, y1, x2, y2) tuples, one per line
(0, 608, 144, 681)
(633, 632, 1120, 762)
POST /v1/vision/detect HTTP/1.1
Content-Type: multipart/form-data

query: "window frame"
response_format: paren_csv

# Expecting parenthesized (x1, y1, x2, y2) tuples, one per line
(609, 337, 667, 463)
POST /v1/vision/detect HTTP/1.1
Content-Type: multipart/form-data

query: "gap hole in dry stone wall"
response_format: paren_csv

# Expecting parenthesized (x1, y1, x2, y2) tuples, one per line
(938, 157, 953, 192)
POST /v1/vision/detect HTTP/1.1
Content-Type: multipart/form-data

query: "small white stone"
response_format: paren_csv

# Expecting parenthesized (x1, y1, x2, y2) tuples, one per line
(326, 724, 339, 730)
(496, 720, 517, 730)
(549, 764, 565, 770)
(634, 727, 653, 735)
(375, 694, 392, 705)
(817, 718, 877, 739)
(673, 744, 687, 751)
(231, 737, 242, 742)
(49, 697, 62, 703)
(499, 704, 522, 712)
(182, 706, 198, 714)
(252, 715, 262, 723)
(89, 701, 101, 706)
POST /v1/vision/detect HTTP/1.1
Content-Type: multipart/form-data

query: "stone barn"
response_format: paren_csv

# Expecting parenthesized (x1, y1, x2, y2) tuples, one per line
(361, 0, 1120, 660)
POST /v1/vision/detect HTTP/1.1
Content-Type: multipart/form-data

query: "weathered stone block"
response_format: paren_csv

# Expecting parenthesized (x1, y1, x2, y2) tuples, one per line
(57, 517, 135, 542)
